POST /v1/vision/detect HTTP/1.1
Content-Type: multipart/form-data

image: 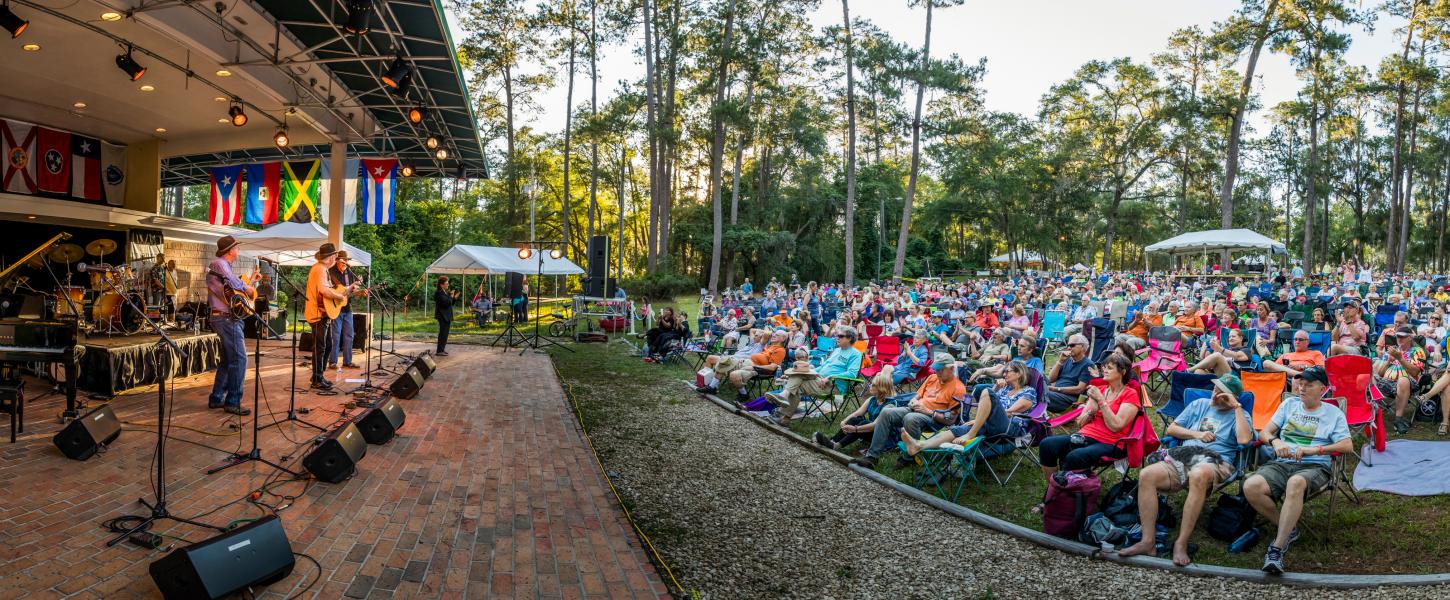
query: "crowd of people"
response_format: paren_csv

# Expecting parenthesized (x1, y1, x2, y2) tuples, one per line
(675, 266, 1450, 574)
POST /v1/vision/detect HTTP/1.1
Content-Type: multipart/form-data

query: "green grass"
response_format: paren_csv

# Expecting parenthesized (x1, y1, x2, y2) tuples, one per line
(550, 295, 1450, 575)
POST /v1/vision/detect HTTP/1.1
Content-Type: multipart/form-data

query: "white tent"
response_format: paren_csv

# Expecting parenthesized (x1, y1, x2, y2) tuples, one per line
(988, 250, 1048, 266)
(1144, 228, 1286, 256)
(425, 245, 584, 276)
(234, 221, 373, 266)
(1071, 263, 1090, 271)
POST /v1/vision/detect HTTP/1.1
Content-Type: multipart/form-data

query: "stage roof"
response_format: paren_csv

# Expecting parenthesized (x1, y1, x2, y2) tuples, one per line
(1144, 229, 1287, 256)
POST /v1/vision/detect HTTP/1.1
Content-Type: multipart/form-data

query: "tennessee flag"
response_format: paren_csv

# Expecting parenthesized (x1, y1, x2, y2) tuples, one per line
(71, 135, 102, 201)
(1, 119, 38, 195)
(244, 162, 281, 224)
(209, 165, 244, 225)
(36, 127, 70, 194)
(360, 158, 398, 224)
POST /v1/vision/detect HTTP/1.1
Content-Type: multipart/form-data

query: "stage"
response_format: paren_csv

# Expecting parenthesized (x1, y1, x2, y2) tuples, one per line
(77, 331, 221, 396)
(0, 340, 667, 599)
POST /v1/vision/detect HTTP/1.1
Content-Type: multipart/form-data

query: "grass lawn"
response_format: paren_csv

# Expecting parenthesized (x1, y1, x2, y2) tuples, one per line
(550, 295, 1450, 575)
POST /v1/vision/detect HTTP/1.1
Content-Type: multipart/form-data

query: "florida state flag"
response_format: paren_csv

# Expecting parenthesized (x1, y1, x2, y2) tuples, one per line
(1, 119, 37, 195)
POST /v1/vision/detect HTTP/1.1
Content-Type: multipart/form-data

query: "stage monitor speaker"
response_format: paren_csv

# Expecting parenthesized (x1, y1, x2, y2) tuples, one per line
(587, 236, 609, 279)
(53, 404, 121, 460)
(301, 422, 367, 483)
(149, 515, 295, 600)
(389, 366, 425, 400)
(353, 312, 371, 350)
(505, 272, 524, 299)
(298, 330, 315, 350)
(412, 353, 437, 379)
(355, 396, 406, 444)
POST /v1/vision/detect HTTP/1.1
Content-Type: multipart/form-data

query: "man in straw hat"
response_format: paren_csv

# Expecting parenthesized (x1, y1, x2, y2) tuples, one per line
(305, 243, 357, 389)
(205, 236, 253, 416)
(765, 328, 862, 427)
(326, 250, 363, 370)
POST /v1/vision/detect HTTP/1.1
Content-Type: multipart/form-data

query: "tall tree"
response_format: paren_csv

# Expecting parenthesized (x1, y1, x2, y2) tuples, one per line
(1215, 0, 1282, 240)
(841, 0, 858, 286)
(705, 0, 738, 294)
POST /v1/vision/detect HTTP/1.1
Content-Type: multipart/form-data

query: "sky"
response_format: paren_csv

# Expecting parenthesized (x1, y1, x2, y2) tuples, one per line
(448, 0, 1407, 138)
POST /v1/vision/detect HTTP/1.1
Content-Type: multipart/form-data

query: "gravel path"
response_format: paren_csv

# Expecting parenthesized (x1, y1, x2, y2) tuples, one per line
(575, 375, 1449, 600)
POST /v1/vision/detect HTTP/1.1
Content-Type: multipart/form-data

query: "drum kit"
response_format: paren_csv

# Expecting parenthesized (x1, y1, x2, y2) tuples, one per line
(14, 238, 160, 335)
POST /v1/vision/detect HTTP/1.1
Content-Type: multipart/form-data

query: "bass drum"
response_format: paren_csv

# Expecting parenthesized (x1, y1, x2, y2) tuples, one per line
(93, 292, 146, 334)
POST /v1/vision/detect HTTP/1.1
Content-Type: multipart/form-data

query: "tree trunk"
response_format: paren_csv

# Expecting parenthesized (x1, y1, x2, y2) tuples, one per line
(893, 0, 932, 280)
(1352, 106, 1366, 263)
(706, 0, 737, 294)
(1102, 187, 1123, 270)
(842, 0, 858, 287)
(642, 0, 659, 273)
(1386, 2, 1419, 272)
(503, 63, 518, 235)
(586, 0, 599, 261)
(1218, 0, 1278, 261)
(561, 0, 576, 255)
(1302, 94, 1319, 272)
(1438, 150, 1450, 271)
(1399, 40, 1427, 271)
(1177, 53, 1200, 234)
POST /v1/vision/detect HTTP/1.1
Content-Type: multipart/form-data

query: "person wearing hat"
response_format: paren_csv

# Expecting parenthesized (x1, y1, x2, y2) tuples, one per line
(205, 236, 254, 416)
(305, 243, 357, 388)
(765, 328, 862, 427)
(1328, 300, 1369, 356)
(699, 329, 786, 400)
(1119, 373, 1252, 566)
(900, 359, 1037, 458)
(851, 351, 962, 467)
(1244, 366, 1353, 575)
(1376, 324, 1426, 435)
(326, 250, 363, 369)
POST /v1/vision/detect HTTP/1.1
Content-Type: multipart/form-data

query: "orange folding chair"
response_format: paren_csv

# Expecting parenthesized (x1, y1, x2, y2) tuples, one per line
(1240, 371, 1287, 430)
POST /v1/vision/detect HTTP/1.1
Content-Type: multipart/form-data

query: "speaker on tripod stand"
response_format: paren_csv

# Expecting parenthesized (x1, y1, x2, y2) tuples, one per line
(583, 236, 614, 298)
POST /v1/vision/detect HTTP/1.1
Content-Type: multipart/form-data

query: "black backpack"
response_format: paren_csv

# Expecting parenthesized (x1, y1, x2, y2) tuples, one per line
(1099, 476, 1176, 530)
(1206, 493, 1256, 541)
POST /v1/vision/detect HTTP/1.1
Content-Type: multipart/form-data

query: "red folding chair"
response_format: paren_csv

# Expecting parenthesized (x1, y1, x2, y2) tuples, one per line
(1325, 354, 1387, 464)
(860, 335, 901, 379)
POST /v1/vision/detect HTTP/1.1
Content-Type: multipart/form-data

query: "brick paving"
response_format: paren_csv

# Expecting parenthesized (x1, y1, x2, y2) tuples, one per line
(0, 339, 669, 599)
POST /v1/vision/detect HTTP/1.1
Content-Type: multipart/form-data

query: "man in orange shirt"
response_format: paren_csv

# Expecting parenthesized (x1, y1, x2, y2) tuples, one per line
(304, 243, 356, 390)
(1174, 303, 1205, 346)
(1262, 331, 1326, 377)
(853, 353, 964, 468)
(1117, 303, 1156, 350)
(704, 329, 788, 395)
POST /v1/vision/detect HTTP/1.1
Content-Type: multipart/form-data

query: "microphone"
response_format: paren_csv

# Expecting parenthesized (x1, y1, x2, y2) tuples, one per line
(78, 263, 117, 273)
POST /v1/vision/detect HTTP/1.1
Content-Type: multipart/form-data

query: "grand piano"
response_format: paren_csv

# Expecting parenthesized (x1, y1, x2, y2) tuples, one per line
(1, 235, 85, 440)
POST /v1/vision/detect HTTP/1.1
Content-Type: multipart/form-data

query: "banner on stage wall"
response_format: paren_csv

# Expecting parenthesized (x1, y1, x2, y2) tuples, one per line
(2, 119, 38, 195)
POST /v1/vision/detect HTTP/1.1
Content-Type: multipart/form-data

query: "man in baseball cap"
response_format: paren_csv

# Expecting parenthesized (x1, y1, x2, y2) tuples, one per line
(1378, 324, 1425, 435)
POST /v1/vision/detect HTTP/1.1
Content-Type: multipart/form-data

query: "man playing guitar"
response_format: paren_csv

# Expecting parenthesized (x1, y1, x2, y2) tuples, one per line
(327, 250, 365, 370)
(305, 243, 357, 389)
(206, 236, 254, 415)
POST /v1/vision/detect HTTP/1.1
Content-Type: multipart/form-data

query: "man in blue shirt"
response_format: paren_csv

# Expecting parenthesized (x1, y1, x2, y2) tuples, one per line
(205, 236, 254, 416)
(1244, 366, 1354, 575)
(1119, 374, 1252, 566)
(767, 329, 862, 426)
(740, 278, 753, 298)
(1044, 334, 1094, 412)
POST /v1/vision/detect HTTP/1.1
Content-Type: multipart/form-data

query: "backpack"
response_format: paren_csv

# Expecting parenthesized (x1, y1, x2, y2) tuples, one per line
(1099, 476, 1177, 530)
(1042, 470, 1101, 540)
(1206, 493, 1256, 542)
(1078, 513, 1143, 548)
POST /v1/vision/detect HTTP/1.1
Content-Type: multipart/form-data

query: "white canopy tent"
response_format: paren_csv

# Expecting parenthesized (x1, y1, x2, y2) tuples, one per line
(988, 250, 1049, 267)
(233, 221, 373, 267)
(425, 245, 584, 276)
(1144, 228, 1286, 256)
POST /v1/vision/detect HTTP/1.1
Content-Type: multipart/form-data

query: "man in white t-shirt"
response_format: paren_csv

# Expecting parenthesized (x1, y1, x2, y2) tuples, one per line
(1244, 366, 1354, 576)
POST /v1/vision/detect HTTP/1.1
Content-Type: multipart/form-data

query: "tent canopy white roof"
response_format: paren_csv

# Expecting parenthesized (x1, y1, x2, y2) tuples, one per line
(988, 250, 1047, 264)
(1144, 229, 1286, 256)
(426, 245, 585, 276)
(233, 221, 373, 267)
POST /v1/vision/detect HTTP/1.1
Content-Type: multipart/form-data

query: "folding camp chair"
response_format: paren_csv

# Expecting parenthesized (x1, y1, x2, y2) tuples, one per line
(1162, 371, 1217, 429)
(808, 335, 838, 363)
(860, 335, 902, 379)
(1165, 387, 1255, 494)
(1306, 330, 1332, 355)
(1240, 370, 1287, 430)
(1325, 354, 1387, 463)
(901, 435, 985, 503)
(797, 367, 868, 421)
(1282, 311, 1306, 330)
(1086, 317, 1117, 364)
(1135, 326, 1187, 395)
(864, 324, 885, 352)
(1372, 305, 1399, 339)
(1040, 310, 1067, 350)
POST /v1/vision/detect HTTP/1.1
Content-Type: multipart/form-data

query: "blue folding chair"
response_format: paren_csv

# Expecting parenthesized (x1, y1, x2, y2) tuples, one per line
(1164, 371, 1217, 429)
(1041, 310, 1067, 349)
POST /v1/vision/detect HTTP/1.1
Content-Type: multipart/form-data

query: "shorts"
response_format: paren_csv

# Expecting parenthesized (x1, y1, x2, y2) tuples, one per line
(1254, 461, 1331, 500)
(1373, 376, 1403, 400)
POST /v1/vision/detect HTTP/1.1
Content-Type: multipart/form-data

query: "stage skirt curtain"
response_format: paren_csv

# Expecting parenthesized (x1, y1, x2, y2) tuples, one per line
(78, 334, 221, 395)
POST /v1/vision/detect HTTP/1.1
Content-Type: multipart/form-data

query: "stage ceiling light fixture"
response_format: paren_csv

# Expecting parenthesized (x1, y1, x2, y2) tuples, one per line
(139, 84, 155, 92)
(1, 1, 29, 39)
(21, 42, 38, 51)
(216, 69, 232, 77)
(381, 56, 409, 88)
(228, 101, 247, 126)
(400, 164, 415, 177)
(100, 11, 122, 22)
(343, 0, 372, 34)
(407, 105, 425, 124)
(424, 135, 439, 150)
(273, 125, 289, 148)
(517, 247, 532, 260)
(434, 148, 447, 160)
(73, 101, 86, 109)
(115, 45, 146, 81)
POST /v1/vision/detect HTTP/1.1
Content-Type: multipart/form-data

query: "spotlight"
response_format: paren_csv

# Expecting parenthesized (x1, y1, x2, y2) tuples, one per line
(115, 45, 146, 81)
(343, 0, 373, 35)
(407, 105, 425, 124)
(517, 247, 532, 260)
(228, 102, 247, 127)
(424, 135, 439, 150)
(393, 68, 414, 95)
(1, 2, 29, 39)
(273, 126, 290, 148)
(549, 248, 563, 260)
(434, 148, 448, 160)
(400, 164, 415, 177)
(381, 56, 409, 88)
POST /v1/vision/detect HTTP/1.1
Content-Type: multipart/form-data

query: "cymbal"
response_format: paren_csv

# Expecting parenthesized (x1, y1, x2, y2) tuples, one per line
(49, 243, 84, 263)
(86, 239, 117, 256)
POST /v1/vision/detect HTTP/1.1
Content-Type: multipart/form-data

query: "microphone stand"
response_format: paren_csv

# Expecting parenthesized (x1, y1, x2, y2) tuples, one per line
(254, 272, 322, 434)
(368, 287, 414, 363)
(105, 276, 225, 546)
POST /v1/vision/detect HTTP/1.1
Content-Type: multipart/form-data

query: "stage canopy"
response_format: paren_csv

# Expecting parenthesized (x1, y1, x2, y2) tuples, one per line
(1144, 228, 1286, 256)
(426, 245, 584, 276)
(235, 222, 372, 267)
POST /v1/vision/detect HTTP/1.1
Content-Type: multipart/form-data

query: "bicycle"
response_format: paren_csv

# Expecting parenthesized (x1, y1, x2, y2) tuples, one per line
(547, 308, 585, 338)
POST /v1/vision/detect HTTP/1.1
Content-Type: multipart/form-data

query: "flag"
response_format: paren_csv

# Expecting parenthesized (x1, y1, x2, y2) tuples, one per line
(209, 165, 244, 225)
(244, 162, 281, 224)
(318, 158, 359, 225)
(100, 141, 126, 206)
(280, 160, 320, 223)
(360, 158, 398, 224)
(1, 119, 38, 195)
(36, 127, 70, 194)
(71, 135, 102, 201)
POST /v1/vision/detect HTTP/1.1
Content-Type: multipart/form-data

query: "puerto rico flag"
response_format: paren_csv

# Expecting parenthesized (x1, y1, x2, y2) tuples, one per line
(1, 119, 38, 195)
(209, 165, 244, 225)
(71, 135, 102, 201)
(36, 127, 70, 194)
(244, 162, 281, 224)
(360, 158, 398, 224)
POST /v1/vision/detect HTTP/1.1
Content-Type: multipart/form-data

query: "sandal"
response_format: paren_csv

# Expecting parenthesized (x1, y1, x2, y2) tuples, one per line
(1439, 423, 1448, 437)
(1031, 503, 1045, 515)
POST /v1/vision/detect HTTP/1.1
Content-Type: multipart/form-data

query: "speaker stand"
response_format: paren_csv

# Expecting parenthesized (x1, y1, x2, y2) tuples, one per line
(487, 312, 529, 350)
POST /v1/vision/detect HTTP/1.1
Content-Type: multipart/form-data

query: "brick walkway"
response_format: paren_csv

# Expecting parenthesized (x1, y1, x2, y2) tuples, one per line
(0, 340, 669, 599)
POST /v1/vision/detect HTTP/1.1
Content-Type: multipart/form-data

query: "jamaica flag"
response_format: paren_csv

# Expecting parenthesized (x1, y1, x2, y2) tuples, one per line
(280, 160, 321, 223)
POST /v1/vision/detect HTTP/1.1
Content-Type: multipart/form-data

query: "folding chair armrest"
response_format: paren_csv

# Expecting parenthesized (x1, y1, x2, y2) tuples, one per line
(1047, 407, 1084, 428)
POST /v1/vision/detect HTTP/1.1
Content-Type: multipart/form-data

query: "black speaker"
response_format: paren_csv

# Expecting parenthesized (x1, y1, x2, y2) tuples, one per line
(355, 396, 405, 444)
(584, 277, 616, 299)
(298, 330, 315, 350)
(389, 366, 425, 400)
(588, 235, 609, 279)
(353, 312, 371, 350)
(53, 404, 121, 460)
(149, 515, 295, 600)
(412, 353, 437, 379)
(301, 422, 367, 483)
(505, 272, 524, 299)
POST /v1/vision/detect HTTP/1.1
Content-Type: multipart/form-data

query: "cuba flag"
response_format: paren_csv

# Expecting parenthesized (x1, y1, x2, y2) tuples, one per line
(208, 165, 244, 225)
(360, 158, 398, 224)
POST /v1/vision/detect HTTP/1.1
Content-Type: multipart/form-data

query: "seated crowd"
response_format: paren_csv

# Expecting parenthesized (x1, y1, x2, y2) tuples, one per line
(678, 266, 1450, 574)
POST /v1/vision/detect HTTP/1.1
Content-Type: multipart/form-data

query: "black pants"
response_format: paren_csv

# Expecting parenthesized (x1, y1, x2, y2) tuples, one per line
(310, 318, 331, 382)
(1045, 390, 1080, 413)
(1038, 435, 1126, 471)
(830, 415, 873, 449)
(437, 318, 451, 352)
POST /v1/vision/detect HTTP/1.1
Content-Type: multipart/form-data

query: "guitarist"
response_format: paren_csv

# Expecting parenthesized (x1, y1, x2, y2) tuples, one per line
(305, 243, 356, 389)
(327, 250, 363, 370)
(206, 236, 254, 416)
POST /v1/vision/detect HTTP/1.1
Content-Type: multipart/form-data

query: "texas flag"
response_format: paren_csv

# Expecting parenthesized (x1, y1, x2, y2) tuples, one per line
(244, 162, 281, 224)
(209, 165, 244, 225)
(71, 134, 103, 201)
(1, 119, 38, 195)
(36, 127, 70, 194)
(360, 158, 398, 224)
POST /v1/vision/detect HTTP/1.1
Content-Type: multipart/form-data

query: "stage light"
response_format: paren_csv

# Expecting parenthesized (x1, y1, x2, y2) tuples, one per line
(393, 69, 414, 95)
(434, 148, 447, 160)
(424, 135, 439, 150)
(155, 127, 166, 134)
(115, 45, 146, 81)
(1, 2, 29, 38)
(517, 247, 532, 260)
(549, 248, 563, 260)
(228, 102, 247, 127)
(343, 0, 373, 34)
(100, 11, 122, 22)
(139, 84, 155, 92)
(273, 126, 290, 148)
(400, 164, 414, 177)
(381, 56, 409, 88)
(73, 101, 86, 109)
(407, 105, 425, 124)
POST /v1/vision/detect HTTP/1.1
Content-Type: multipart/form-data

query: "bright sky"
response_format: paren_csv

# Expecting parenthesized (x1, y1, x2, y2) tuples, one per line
(449, 0, 1405, 139)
